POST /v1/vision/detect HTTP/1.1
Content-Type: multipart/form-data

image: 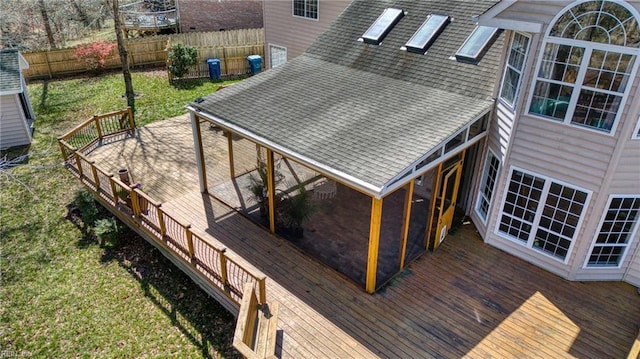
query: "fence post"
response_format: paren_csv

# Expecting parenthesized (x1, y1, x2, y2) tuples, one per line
(130, 189, 141, 217)
(186, 225, 195, 261)
(157, 204, 167, 239)
(91, 161, 100, 191)
(220, 249, 229, 288)
(74, 152, 83, 178)
(94, 115, 103, 140)
(110, 176, 119, 205)
(127, 107, 135, 128)
(57, 137, 68, 161)
(258, 277, 266, 305)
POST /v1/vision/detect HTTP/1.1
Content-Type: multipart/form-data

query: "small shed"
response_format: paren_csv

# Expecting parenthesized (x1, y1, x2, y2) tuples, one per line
(0, 49, 35, 150)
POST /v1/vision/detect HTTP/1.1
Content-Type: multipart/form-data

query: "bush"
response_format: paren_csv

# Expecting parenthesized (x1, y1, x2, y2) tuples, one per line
(167, 44, 198, 78)
(72, 189, 99, 228)
(74, 41, 117, 71)
(94, 217, 124, 247)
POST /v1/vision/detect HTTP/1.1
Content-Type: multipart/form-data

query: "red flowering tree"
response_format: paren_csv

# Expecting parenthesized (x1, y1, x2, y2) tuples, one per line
(74, 41, 117, 71)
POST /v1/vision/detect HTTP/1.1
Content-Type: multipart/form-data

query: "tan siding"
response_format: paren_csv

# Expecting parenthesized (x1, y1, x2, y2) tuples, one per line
(624, 240, 640, 287)
(0, 95, 31, 149)
(264, 0, 349, 68)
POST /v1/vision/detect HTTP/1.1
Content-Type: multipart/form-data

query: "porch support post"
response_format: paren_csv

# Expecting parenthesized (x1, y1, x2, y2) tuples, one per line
(227, 131, 235, 178)
(266, 149, 276, 234)
(190, 112, 208, 193)
(366, 197, 383, 294)
(399, 180, 414, 269)
(426, 163, 443, 250)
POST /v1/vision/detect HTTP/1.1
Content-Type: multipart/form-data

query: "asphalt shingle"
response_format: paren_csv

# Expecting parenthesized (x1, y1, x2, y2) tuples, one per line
(192, 0, 503, 195)
(0, 49, 22, 94)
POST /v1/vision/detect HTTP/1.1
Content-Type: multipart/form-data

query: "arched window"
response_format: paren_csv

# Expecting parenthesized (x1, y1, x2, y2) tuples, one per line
(528, 0, 639, 133)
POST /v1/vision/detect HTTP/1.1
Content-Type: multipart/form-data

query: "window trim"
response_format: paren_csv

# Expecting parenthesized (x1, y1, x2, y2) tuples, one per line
(498, 31, 531, 110)
(525, 1, 640, 136)
(583, 195, 640, 269)
(495, 166, 592, 264)
(475, 149, 501, 224)
(268, 44, 287, 69)
(633, 115, 640, 139)
(292, 0, 319, 21)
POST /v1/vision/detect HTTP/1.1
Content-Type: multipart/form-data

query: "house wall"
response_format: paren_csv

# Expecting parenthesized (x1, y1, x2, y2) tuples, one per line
(0, 94, 32, 149)
(178, 0, 263, 33)
(263, 0, 349, 68)
(476, 1, 640, 285)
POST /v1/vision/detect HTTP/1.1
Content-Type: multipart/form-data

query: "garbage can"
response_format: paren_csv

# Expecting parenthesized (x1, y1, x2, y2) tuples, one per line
(247, 55, 262, 75)
(207, 58, 221, 80)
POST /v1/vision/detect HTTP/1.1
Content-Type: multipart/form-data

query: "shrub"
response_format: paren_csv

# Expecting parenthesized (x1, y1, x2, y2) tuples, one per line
(94, 217, 124, 247)
(72, 189, 99, 227)
(74, 41, 117, 71)
(167, 44, 198, 78)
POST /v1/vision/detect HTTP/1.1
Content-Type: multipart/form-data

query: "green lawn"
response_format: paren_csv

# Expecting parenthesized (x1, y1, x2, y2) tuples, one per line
(1, 70, 240, 358)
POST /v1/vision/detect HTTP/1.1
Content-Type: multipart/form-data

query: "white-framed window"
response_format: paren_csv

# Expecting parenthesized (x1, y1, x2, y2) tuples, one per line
(497, 168, 590, 262)
(269, 44, 287, 69)
(499, 32, 531, 108)
(527, 1, 640, 134)
(476, 150, 500, 223)
(293, 0, 318, 20)
(585, 196, 640, 268)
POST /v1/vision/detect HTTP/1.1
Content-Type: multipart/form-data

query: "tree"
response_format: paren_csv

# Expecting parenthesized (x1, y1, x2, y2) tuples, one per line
(38, 0, 56, 49)
(112, 0, 135, 117)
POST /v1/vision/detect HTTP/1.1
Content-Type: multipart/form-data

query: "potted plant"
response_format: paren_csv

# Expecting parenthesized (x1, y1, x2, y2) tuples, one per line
(281, 184, 317, 239)
(247, 155, 284, 218)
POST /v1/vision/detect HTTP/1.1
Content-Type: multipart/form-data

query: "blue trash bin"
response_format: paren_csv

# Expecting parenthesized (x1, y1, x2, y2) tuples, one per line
(207, 58, 221, 80)
(247, 55, 262, 75)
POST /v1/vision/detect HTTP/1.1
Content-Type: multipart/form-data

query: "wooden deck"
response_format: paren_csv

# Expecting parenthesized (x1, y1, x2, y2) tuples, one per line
(85, 115, 640, 358)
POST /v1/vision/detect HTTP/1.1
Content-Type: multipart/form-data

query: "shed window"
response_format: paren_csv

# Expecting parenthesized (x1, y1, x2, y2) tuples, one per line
(403, 14, 450, 54)
(586, 196, 640, 268)
(455, 26, 499, 62)
(361, 8, 404, 45)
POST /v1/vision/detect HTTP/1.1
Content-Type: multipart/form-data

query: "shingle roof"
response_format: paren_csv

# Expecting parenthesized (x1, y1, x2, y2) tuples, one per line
(0, 49, 23, 94)
(191, 0, 503, 196)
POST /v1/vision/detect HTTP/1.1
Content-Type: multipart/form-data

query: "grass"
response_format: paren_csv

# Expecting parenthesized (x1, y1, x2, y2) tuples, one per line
(0, 69, 241, 358)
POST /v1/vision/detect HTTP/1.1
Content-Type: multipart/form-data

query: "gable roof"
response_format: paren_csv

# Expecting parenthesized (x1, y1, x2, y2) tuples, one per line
(0, 49, 28, 95)
(190, 0, 504, 198)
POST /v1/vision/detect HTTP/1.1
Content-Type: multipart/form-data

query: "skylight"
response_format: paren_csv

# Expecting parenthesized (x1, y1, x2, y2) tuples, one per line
(361, 8, 404, 45)
(455, 26, 499, 62)
(404, 14, 450, 54)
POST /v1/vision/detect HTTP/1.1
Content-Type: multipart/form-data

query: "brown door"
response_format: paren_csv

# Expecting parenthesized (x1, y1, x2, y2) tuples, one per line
(433, 159, 463, 251)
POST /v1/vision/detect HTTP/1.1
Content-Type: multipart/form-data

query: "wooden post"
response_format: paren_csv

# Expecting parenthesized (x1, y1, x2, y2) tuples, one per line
(127, 107, 135, 129)
(94, 115, 103, 140)
(220, 249, 229, 287)
(266, 149, 276, 234)
(426, 163, 443, 250)
(157, 204, 167, 238)
(399, 180, 414, 269)
(74, 152, 83, 178)
(190, 112, 208, 192)
(110, 176, 119, 204)
(258, 277, 266, 304)
(227, 131, 235, 178)
(130, 189, 141, 216)
(57, 138, 68, 161)
(366, 197, 383, 293)
(91, 161, 100, 191)
(186, 225, 195, 260)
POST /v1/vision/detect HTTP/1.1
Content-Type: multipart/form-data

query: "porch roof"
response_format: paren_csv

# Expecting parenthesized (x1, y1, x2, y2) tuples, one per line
(190, 0, 502, 198)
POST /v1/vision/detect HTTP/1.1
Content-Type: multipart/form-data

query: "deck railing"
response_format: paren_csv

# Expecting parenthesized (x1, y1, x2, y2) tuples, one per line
(57, 110, 267, 307)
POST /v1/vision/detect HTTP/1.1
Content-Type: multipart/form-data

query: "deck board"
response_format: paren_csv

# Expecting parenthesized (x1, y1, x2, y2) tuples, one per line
(85, 115, 640, 358)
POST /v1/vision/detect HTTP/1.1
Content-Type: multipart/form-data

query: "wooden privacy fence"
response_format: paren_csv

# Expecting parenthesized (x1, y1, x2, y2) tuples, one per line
(22, 28, 264, 80)
(57, 108, 267, 307)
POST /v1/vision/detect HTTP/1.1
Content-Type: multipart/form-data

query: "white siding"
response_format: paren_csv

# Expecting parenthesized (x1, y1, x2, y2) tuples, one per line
(0, 94, 31, 149)
(263, 0, 349, 68)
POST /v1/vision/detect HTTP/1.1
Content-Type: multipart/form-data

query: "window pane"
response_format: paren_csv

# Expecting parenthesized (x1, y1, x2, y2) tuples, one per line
(362, 8, 404, 45)
(588, 197, 640, 267)
(499, 170, 544, 242)
(476, 152, 500, 221)
(529, 81, 572, 120)
(455, 26, 498, 61)
(571, 90, 621, 131)
(405, 14, 449, 53)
